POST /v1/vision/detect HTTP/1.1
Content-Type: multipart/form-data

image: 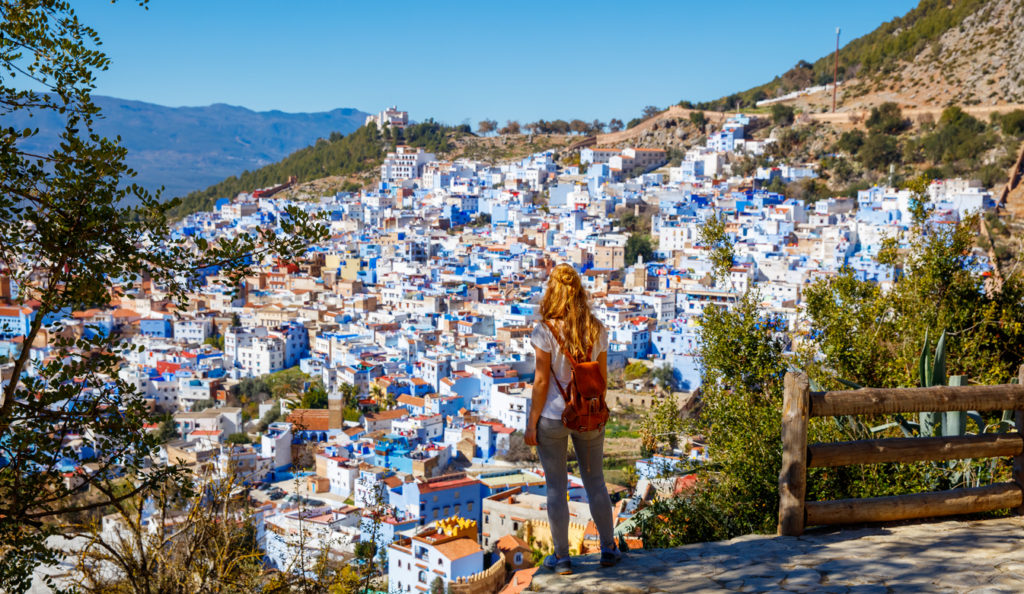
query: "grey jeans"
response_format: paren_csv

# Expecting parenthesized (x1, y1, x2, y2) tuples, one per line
(535, 416, 615, 557)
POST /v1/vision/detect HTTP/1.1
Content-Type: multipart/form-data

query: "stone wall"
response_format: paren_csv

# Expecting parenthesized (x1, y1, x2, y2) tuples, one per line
(524, 519, 587, 556)
(448, 557, 505, 594)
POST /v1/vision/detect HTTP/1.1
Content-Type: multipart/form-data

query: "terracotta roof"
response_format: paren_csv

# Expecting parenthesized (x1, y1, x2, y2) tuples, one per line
(364, 409, 409, 422)
(397, 395, 425, 408)
(287, 409, 332, 431)
(433, 538, 481, 562)
(417, 476, 479, 494)
(495, 534, 529, 552)
(499, 567, 539, 594)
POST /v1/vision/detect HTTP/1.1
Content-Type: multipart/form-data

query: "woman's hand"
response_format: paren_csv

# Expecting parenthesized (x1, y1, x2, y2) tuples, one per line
(525, 418, 539, 446)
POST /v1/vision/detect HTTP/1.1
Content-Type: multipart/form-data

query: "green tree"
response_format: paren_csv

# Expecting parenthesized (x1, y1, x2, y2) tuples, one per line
(641, 105, 662, 119)
(770, 104, 795, 126)
(689, 110, 708, 132)
(651, 364, 676, 392)
(0, 4, 327, 589)
(431, 576, 445, 594)
(624, 233, 655, 266)
(225, 432, 251, 445)
(836, 129, 865, 154)
(858, 132, 899, 171)
(299, 383, 329, 409)
(698, 211, 734, 285)
(621, 465, 639, 490)
(865, 102, 908, 135)
(999, 109, 1024, 136)
(339, 382, 361, 409)
(803, 214, 1024, 390)
(683, 290, 787, 535)
(640, 391, 684, 452)
(623, 361, 650, 381)
(203, 335, 225, 350)
(916, 105, 993, 170)
(259, 401, 283, 431)
(156, 416, 178, 443)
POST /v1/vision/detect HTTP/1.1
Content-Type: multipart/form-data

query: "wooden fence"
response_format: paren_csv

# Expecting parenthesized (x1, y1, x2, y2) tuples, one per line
(778, 368, 1024, 536)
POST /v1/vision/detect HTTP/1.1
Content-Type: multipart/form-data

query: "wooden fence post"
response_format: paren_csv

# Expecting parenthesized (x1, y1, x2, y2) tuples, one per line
(1015, 365, 1024, 515)
(778, 372, 810, 536)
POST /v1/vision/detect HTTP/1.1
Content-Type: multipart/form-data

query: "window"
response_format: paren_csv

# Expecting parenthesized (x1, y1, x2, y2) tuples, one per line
(454, 504, 460, 514)
(514, 552, 523, 564)
(433, 509, 438, 519)
(418, 570, 427, 584)
(453, 490, 460, 499)
(467, 502, 473, 512)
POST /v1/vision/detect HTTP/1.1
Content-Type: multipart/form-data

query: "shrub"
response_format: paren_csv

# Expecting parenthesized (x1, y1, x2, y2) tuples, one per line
(623, 361, 649, 381)
(858, 132, 900, 170)
(999, 109, 1024, 136)
(226, 432, 251, 445)
(771, 104, 795, 127)
(865, 102, 909, 135)
(836, 129, 865, 154)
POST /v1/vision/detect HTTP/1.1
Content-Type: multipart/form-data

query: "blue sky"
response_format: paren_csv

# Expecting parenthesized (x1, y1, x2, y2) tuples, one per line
(75, 0, 918, 125)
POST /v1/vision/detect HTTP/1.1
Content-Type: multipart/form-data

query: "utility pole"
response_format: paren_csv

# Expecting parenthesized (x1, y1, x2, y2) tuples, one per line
(833, 27, 841, 113)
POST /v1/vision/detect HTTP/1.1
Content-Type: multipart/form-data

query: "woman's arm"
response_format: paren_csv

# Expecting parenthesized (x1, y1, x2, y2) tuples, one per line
(525, 346, 551, 446)
(598, 350, 608, 394)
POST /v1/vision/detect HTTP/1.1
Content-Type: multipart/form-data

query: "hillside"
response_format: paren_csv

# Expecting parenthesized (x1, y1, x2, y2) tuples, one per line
(166, 121, 474, 219)
(686, 0, 1020, 112)
(6, 96, 368, 198)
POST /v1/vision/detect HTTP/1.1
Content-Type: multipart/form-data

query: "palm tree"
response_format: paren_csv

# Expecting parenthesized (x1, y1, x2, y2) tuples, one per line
(370, 384, 385, 408)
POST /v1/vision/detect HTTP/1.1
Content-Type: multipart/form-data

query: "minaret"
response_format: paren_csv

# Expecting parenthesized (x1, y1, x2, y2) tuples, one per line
(328, 392, 343, 430)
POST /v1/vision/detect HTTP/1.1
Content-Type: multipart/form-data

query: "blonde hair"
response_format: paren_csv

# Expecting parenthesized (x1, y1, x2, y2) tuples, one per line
(539, 264, 604, 361)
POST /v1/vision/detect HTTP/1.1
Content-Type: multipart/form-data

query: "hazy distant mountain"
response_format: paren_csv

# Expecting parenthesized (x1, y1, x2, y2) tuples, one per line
(9, 96, 369, 198)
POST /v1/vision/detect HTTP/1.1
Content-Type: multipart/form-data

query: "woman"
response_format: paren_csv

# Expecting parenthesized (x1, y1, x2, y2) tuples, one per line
(524, 264, 621, 575)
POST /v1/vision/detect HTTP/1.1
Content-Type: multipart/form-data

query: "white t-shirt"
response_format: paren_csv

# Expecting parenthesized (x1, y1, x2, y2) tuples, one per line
(530, 321, 609, 421)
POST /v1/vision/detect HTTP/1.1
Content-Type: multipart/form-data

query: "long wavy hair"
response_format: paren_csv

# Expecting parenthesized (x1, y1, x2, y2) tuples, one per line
(539, 264, 604, 361)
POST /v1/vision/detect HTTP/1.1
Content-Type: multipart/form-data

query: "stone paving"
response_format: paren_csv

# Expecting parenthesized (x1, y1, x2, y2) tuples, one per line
(529, 517, 1024, 593)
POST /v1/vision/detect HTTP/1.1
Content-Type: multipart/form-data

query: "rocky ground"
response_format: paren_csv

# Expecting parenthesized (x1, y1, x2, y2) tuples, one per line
(529, 516, 1024, 593)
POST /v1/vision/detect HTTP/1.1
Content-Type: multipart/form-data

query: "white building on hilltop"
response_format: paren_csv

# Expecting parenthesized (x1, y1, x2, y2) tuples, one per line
(381, 146, 436, 183)
(366, 106, 408, 130)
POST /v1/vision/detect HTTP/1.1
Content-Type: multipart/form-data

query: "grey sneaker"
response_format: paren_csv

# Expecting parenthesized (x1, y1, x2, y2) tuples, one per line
(543, 554, 572, 575)
(600, 544, 623, 567)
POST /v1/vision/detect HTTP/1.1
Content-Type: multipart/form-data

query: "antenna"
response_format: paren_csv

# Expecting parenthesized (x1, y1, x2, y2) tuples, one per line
(833, 27, 841, 113)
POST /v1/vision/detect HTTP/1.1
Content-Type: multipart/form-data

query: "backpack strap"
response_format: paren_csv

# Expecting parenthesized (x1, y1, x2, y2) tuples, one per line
(543, 320, 592, 364)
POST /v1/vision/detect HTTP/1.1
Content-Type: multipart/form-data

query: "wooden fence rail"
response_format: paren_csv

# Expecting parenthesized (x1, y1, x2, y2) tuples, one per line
(778, 367, 1024, 536)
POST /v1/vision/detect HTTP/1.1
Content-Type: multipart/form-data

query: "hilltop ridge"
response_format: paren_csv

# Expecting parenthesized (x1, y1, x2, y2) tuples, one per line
(690, 0, 1023, 112)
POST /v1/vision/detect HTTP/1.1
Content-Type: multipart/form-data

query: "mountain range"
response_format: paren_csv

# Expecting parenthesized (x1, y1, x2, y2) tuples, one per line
(9, 96, 369, 198)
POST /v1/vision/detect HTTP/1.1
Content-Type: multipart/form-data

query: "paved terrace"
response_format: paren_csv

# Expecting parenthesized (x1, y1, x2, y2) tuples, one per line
(529, 517, 1024, 593)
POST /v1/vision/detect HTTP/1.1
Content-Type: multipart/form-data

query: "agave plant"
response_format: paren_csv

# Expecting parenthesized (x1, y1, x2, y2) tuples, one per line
(919, 329, 947, 438)
(879, 330, 1015, 487)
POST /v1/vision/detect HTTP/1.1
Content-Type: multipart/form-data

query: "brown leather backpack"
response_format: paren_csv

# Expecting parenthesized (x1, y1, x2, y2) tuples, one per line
(544, 320, 609, 432)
